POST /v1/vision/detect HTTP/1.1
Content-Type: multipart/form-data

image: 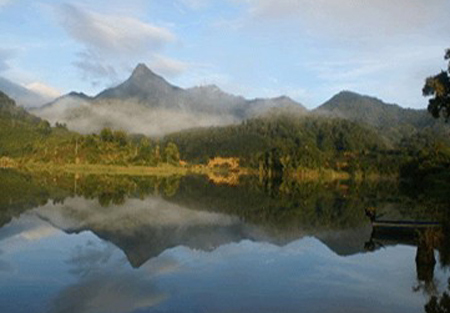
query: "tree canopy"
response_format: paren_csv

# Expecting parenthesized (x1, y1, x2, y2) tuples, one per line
(423, 48, 450, 121)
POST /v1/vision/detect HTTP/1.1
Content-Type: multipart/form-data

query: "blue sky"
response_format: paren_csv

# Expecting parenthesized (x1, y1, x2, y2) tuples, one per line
(0, 0, 449, 109)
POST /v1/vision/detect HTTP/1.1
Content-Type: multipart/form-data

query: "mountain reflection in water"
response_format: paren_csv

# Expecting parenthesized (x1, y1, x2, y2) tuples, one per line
(0, 170, 449, 313)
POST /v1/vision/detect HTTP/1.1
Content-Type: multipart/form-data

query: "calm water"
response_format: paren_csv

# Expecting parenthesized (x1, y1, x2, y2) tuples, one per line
(0, 170, 449, 313)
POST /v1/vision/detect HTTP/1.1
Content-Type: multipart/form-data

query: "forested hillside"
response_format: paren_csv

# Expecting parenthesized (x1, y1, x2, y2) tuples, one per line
(164, 113, 408, 176)
(2, 87, 449, 182)
(315, 91, 450, 144)
(0, 91, 74, 157)
(0, 92, 181, 166)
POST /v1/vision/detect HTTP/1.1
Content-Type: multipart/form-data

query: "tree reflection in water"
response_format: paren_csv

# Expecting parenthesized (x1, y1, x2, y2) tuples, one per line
(365, 217, 450, 313)
(2, 168, 450, 312)
(423, 225, 450, 313)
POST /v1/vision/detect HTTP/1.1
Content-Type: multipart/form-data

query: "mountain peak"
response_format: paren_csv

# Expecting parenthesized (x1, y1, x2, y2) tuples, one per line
(94, 63, 178, 102)
(130, 63, 160, 80)
(67, 91, 90, 99)
(333, 90, 362, 99)
(128, 63, 173, 88)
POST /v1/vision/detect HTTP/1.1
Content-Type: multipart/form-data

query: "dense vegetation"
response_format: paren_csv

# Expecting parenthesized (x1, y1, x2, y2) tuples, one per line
(0, 91, 181, 166)
(423, 48, 450, 121)
(0, 91, 75, 157)
(25, 128, 180, 166)
(315, 91, 450, 145)
(165, 113, 438, 178)
(1, 88, 450, 185)
(0, 169, 441, 233)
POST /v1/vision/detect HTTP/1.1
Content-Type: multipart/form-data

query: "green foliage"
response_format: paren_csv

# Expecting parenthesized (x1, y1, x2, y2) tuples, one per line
(317, 91, 450, 145)
(154, 144, 161, 164)
(0, 91, 75, 157)
(100, 127, 114, 142)
(165, 175, 419, 232)
(165, 114, 387, 175)
(400, 142, 450, 198)
(423, 48, 450, 121)
(0, 169, 72, 227)
(99, 127, 131, 145)
(164, 142, 180, 165)
(132, 138, 156, 165)
(37, 120, 51, 135)
(0, 88, 449, 184)
(0, 94, 182, 167)
(0, 169, 422, 233)
(113, 130, 128, 146)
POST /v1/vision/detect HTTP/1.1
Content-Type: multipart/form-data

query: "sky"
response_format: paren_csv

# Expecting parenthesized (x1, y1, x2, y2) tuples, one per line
(0, 0, 449, 109)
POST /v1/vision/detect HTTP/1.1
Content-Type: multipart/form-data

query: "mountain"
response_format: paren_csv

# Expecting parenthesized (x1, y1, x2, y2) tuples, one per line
(95, 64, 183, 104)
(314, 91, 449, 143)
(165, 113, 386, 168)
(0, 77, 52, 108)
(33, 64, 307, 136)
(31, 91, 92, 126)
(0, 91, 44, 156)
(31, 67, 445, 140)
(0, 91, 41, 125)
(0, 91, 72, 157)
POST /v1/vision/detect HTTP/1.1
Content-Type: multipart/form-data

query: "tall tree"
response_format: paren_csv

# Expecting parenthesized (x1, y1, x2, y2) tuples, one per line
(164, 142, 180, 165)
(423, 49, 450, 121)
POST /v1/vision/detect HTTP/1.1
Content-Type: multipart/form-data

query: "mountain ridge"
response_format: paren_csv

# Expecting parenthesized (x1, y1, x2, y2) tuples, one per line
(314, 90, 449, 143)
(0, 77, 52, 108)
(26, 63, 449, 140)
(32, 63, 307, 136)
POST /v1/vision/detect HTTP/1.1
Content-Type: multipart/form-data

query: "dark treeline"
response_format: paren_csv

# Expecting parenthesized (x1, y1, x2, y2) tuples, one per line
(165, 113, 450, 181)
(0, 91, 182, 166)
(0, 169, 182, 227)
(2, 89, 450, 188)
(27, 128, 181, 166)
(2, 168, 448, 232)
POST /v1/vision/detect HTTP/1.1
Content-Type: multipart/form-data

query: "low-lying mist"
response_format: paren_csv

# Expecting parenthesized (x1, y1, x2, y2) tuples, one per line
(33, 98, 240, 137)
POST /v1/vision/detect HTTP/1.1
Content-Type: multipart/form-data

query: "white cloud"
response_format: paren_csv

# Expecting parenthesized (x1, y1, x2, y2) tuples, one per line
(241, 0, 450, 42)
(72, 50, 119, 86)
(20, 225, 57, 241)
(54, 3, 181, 86)
(26, 81, 62, 99)
(57, 4, 175, 56)
(49, 271, 167, 313)
(301, 45, 449, 108)
(226, 0, 450, 108)
(148, 55, 190, 78)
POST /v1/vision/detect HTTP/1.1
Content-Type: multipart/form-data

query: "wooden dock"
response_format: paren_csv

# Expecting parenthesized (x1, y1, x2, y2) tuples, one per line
(372, 220, 441, 229)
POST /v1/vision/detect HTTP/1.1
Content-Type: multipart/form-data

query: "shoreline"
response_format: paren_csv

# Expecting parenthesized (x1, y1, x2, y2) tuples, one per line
(4, 161, 253, 177)
(1, 159, 397, 182)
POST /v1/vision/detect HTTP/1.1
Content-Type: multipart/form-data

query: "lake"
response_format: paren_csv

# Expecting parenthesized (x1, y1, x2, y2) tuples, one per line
(0, 170, 449, 313)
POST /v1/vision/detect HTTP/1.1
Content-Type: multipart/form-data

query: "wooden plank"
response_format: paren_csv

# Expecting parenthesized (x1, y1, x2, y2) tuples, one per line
(373, 221, 441, 228)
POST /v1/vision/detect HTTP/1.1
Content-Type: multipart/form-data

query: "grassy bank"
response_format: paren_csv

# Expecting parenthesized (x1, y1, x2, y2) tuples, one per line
(1, 157, 397, 183)
(11, 161, 254, 177)
(285, 167, 399, 182)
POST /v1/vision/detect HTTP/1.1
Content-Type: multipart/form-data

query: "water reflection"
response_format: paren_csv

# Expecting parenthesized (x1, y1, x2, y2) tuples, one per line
(0, 169, 449, 313)
(35, 197, 267, 267)
(50, 268, 167, 313)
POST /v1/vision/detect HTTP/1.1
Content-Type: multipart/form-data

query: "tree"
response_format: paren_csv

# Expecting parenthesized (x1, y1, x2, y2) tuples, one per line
(113, 130, 128, 146)
(100, 128, 114, 142)
(424, 279, 450, 313)
(37, 120, 52, 135)
(154, 144, 161, 164)
(164, 142, 180, 165)
(423, 48, 450, 121)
